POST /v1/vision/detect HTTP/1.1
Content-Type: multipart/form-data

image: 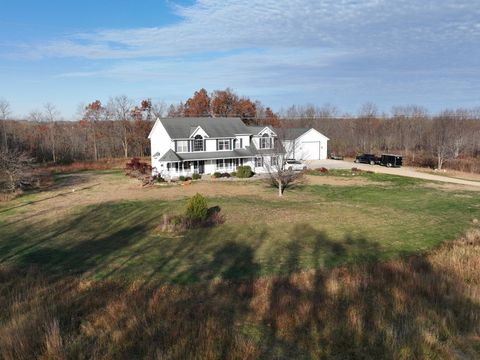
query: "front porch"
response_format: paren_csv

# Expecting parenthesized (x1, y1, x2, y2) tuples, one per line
(156, 158, 250, 178)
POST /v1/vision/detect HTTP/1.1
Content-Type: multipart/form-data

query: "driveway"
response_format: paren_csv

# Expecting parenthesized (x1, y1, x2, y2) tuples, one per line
(306, 159, 480, 189)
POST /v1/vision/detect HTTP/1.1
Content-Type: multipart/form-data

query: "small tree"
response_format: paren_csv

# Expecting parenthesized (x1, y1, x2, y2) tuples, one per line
(263, 127, 305, 197)
(185, 193, 208, 222)
(0, 150, 33, 192)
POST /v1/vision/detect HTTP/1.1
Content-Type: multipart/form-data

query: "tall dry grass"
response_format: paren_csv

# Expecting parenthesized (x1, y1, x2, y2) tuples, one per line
(1, 230, 479, 359)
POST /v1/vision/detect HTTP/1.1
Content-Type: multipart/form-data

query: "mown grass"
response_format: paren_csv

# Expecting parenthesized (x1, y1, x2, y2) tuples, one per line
(308, 168, 423, 186)
(1, 170, 479, 358)
(0, 172, 479, 284)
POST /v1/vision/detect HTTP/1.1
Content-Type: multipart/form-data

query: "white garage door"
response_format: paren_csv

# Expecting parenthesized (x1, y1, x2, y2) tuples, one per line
(300, 141, 320, 160)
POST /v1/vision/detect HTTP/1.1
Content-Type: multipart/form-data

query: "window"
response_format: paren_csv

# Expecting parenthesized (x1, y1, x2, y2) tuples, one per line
(260, 134, 272, 149)
(234, 138, 243, 149)
(193, 135, 204, 151)
(217, 139, 231, 150)
(255, 157, 263, 167)
(216, 159, 224, 170)
(177, 140, 188, 152)
(270, 156, 278, 166)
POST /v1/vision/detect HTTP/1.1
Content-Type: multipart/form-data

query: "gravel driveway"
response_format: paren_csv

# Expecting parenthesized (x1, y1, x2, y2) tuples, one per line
(306, 159, 480, 188)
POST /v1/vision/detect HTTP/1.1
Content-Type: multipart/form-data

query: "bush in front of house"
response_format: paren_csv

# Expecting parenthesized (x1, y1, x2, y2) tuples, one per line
(192, 173, 201, 180)
(178, 175, 186, 181)
(213, 172, 222, 178)
(230, 171, 237, 177)
(185, 193, 208, 222)
(125, 157, 152, 177)
(221, 173, 231, 178)
(160, 193, 224, 232)
(236, 165, 253, 178)
(153, 175, 165, 183)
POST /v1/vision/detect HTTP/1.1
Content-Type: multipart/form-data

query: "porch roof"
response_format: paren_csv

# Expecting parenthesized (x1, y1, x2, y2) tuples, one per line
(158, 147, 256, 162)
(179, 148, 254, 161)
(159, 149, 182, 162)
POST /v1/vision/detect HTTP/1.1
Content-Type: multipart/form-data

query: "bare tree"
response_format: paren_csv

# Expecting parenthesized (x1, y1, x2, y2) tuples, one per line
(0, 150, 33, 192)
(151, 100, 168, 119)
(263, 127, 305, 197)
(107, 95, 134, 158)
(0, 98, 11, 151)
(43, 103, 61, 163)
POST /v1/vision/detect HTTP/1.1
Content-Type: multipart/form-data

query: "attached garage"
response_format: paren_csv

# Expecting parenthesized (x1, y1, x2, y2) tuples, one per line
(280, 128, 329, 161)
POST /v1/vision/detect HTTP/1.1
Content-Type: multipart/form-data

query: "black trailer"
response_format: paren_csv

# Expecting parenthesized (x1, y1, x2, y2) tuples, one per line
(380, 154, 402, 167)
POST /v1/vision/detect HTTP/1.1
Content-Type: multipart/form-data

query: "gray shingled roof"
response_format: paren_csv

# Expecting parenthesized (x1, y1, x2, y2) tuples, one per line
(275, 127, 310, 140)
(246, 125, 274, 135)
(159, 149, 182, 162)
(159, 117, 251, 138)
(158, 148, 256, 162)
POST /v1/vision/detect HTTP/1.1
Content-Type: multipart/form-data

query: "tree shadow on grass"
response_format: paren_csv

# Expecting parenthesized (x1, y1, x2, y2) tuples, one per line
(0, 172, 97, 215)
(0, 218, 479, 358)
(0, 201, 165, 277)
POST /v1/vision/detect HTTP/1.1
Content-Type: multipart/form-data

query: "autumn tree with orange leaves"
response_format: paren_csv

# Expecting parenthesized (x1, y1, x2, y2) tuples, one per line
(184, 88, 210, 117)
(81, 100, 106, 161)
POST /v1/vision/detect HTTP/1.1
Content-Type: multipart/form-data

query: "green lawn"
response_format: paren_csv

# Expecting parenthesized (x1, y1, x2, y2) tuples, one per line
(0, 171, 479, 284)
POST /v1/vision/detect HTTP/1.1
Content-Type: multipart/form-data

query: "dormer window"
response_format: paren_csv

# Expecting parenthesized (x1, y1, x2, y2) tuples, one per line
(193, 135, 204, 151)
(260, 133, 273, 149)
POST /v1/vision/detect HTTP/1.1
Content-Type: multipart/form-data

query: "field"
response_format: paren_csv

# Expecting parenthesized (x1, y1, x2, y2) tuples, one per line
(1, 169, 479, 359)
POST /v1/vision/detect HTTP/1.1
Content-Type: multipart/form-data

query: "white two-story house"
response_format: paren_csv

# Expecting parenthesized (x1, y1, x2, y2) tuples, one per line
(148, 117, 328, 178)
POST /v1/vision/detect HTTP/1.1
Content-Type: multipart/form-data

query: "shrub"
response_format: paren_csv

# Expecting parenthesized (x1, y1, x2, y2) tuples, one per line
(221, 173, 231, 178)
(185, 193, 208, 222)
(178, 175, 186, 181)
(192, 173, 201, 180)
(125, 157, 152, 177)
(236, 165, 253, 178)
(213, 172, 222, 178)
(231, 171, 237, 177)
(316, 167, 329, 173)
(153, 175, 165, 183)
(184, 176, 192, 181)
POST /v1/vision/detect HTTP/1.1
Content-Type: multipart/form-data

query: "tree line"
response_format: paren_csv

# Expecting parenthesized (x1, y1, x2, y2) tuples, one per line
(0, 89, 479, 172)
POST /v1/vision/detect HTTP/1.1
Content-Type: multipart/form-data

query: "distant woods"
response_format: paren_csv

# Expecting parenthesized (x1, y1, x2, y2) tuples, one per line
(0, 90, 479, 172)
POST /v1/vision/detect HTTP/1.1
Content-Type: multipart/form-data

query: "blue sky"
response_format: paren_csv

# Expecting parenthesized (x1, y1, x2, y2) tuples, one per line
(1, 0, 479, 119)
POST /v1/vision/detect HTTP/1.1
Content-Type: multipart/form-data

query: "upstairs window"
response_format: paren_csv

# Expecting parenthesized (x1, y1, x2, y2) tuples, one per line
(193, 135, 204, 151)
(234, 138, 243, 149)
(177, 140, 188, 152)
(260, 134, 273, 149)
(217, 139, 231, 150)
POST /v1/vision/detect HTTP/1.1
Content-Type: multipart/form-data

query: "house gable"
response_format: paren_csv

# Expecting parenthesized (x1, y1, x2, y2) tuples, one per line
(190, 126, 209, 138)
(295, 128, 330, 142)
(257, 126, 277, 137)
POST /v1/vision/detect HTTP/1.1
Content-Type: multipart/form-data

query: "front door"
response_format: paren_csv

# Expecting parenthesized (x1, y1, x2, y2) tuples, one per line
(198, 160, 205, 174)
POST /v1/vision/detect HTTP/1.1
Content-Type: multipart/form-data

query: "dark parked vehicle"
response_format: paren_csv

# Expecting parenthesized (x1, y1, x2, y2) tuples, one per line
(354, 153, 380, 165)
(380, 154, 403, 167)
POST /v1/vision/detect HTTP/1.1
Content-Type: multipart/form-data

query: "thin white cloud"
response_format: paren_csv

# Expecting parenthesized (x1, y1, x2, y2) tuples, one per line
(11, 0, 480, 60)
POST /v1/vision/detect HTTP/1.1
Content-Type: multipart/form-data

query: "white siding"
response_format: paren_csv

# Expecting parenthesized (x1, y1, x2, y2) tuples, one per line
(150, 120, 173, 174)
(205, 139, 217, 152)
(281, 129, 329, 161)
